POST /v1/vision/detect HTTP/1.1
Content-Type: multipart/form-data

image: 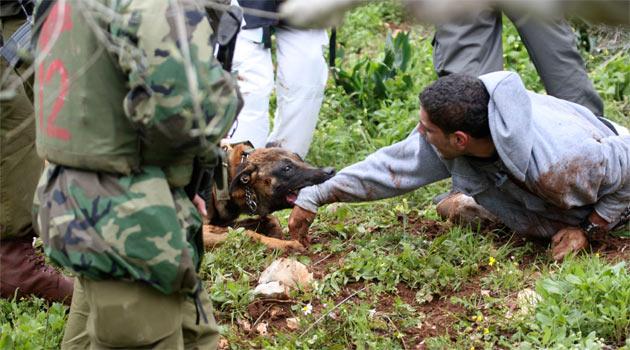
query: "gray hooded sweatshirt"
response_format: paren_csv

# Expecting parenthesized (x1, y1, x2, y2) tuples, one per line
(295, 71, 630, 237)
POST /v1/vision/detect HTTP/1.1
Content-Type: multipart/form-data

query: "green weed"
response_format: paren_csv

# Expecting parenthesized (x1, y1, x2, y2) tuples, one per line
(514, 257, 630, 348)
(0, 298, 67, 350)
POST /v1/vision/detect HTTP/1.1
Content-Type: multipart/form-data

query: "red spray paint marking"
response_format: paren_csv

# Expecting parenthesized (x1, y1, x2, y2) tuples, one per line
(37, 1, 73, 141)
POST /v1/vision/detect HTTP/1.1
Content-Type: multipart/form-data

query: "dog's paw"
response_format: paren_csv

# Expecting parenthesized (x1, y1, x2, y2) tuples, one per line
(285, 240, 306, 252)
(262, 239, 305, 252)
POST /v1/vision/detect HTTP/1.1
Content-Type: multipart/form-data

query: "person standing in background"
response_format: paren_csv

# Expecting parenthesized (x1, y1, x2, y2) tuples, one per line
(227, 0, 328, 158)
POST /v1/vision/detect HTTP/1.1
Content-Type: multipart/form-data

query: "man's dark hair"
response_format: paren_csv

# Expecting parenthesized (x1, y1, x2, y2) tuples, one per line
(419, 74, 491, 138)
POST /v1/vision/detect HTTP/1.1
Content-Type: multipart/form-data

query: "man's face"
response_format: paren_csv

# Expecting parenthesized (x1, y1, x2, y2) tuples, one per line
(418, 109, 461, 160)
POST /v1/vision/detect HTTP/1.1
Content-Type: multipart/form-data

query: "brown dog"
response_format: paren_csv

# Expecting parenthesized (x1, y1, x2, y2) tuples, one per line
(202, 143, 334, 251)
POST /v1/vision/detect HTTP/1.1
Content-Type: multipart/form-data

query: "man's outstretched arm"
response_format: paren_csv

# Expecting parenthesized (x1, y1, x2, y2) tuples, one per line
(290, 129, 450, 243)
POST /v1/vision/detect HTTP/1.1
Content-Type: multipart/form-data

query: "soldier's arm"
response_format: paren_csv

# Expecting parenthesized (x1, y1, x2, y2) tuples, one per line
(109, 0, 240, 152)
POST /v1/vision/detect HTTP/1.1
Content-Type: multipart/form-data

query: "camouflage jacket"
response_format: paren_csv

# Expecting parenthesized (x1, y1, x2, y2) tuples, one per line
(33, 0, 240, 295)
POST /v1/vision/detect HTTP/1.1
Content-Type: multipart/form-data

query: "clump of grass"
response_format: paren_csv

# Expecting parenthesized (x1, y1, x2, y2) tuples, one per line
(0, 297, 67, 349)
(514, 256, 630, 348)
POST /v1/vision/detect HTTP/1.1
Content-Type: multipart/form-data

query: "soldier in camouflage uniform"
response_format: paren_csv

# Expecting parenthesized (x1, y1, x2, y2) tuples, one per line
(32, 0, 240, 348)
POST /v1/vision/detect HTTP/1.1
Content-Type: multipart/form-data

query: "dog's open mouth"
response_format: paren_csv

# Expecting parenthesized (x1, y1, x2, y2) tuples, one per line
(282, 167, 335, 207)
(286, 190, 298, 205)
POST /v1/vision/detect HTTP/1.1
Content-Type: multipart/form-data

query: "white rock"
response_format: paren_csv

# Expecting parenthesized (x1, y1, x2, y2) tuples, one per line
(258, 258, 314, 289)
(253, 281, 289, 298)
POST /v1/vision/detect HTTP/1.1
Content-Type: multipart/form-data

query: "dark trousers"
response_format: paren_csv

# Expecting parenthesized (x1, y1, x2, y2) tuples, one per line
(433, 9, 604, 116)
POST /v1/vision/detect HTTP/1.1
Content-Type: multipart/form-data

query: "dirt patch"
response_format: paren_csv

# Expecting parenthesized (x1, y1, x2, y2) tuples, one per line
(396, 284, 417, 305)
(246, 299, 295, 334)
(332, 281, 369, 304)
(591, 235, 630, 262)
(405, 217, 452, 239)
(414, 277, 482, 342)
(405, 215, 507, 240)
(370, 274, 488, 345)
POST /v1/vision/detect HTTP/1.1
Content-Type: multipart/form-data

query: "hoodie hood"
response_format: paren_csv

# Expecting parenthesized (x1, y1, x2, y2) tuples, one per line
(479, 71, 533, 182)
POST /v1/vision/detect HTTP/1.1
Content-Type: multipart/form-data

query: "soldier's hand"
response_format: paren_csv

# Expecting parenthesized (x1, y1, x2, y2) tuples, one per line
(551, 227, 589, 261)
(288, 205, 317, 247)
(192, 194, 208, 219)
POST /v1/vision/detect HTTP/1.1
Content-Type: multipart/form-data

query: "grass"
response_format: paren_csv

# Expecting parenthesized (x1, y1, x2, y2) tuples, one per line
(2, 3, 629, 349)
(0, 298, 66, 349)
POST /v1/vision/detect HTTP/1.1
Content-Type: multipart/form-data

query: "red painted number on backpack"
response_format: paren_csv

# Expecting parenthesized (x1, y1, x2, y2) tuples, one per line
(37, 2, 73, 141)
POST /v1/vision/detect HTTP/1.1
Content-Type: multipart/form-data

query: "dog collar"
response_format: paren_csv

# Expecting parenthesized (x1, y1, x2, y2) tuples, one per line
(235, 143, 257, 214)
(215, 140, 258, 214)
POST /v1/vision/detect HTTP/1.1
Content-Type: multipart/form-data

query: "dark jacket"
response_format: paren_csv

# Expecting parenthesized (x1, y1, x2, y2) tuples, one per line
(239, 0, 280, 29)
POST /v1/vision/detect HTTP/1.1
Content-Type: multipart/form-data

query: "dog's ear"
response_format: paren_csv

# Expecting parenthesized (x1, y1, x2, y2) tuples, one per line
(230, 163, 257, 192)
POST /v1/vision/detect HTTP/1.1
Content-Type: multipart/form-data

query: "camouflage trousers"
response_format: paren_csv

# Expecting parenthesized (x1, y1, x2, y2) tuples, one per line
(34, 164, 204, 295)
(0, 17, 43, 239)
(62, 277, 219, 349)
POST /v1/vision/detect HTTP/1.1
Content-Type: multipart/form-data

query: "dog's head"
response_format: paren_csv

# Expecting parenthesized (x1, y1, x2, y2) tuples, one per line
(228, 145, 335, 215)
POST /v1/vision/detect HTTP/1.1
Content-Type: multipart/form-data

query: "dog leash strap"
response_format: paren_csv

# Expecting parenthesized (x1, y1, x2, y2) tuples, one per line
(192, 282, 209, 325)
(214, 149, 230, 201)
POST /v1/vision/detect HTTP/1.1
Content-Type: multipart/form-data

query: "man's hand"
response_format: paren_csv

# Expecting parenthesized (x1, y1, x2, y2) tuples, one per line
(588, 211, 610, 230)
(288, 205, 317, 246)
(551, 227, 589, 261)
(192, 194, 208, 219)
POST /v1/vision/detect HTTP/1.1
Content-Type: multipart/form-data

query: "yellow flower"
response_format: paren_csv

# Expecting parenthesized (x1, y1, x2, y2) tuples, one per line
(470, 347, 475, 350)
(483, 328, 490, 335)
(488, 256, 496, 266)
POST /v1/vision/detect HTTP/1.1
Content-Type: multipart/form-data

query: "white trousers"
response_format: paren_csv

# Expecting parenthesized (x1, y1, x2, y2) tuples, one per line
(227, 27, 328, 158)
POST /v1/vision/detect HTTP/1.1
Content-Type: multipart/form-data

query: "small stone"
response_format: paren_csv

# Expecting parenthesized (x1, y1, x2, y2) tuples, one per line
(414, 341, 427, 350)
(269, 305, 284, 318)
(255, 322, 268, 336)
(218, 338, 229, 350)
(237, 318, 251, 332)
(286, 317, 300, 330)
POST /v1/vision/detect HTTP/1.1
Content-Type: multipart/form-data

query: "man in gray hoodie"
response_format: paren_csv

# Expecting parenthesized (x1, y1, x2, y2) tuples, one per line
(289, 72, 629, 260)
